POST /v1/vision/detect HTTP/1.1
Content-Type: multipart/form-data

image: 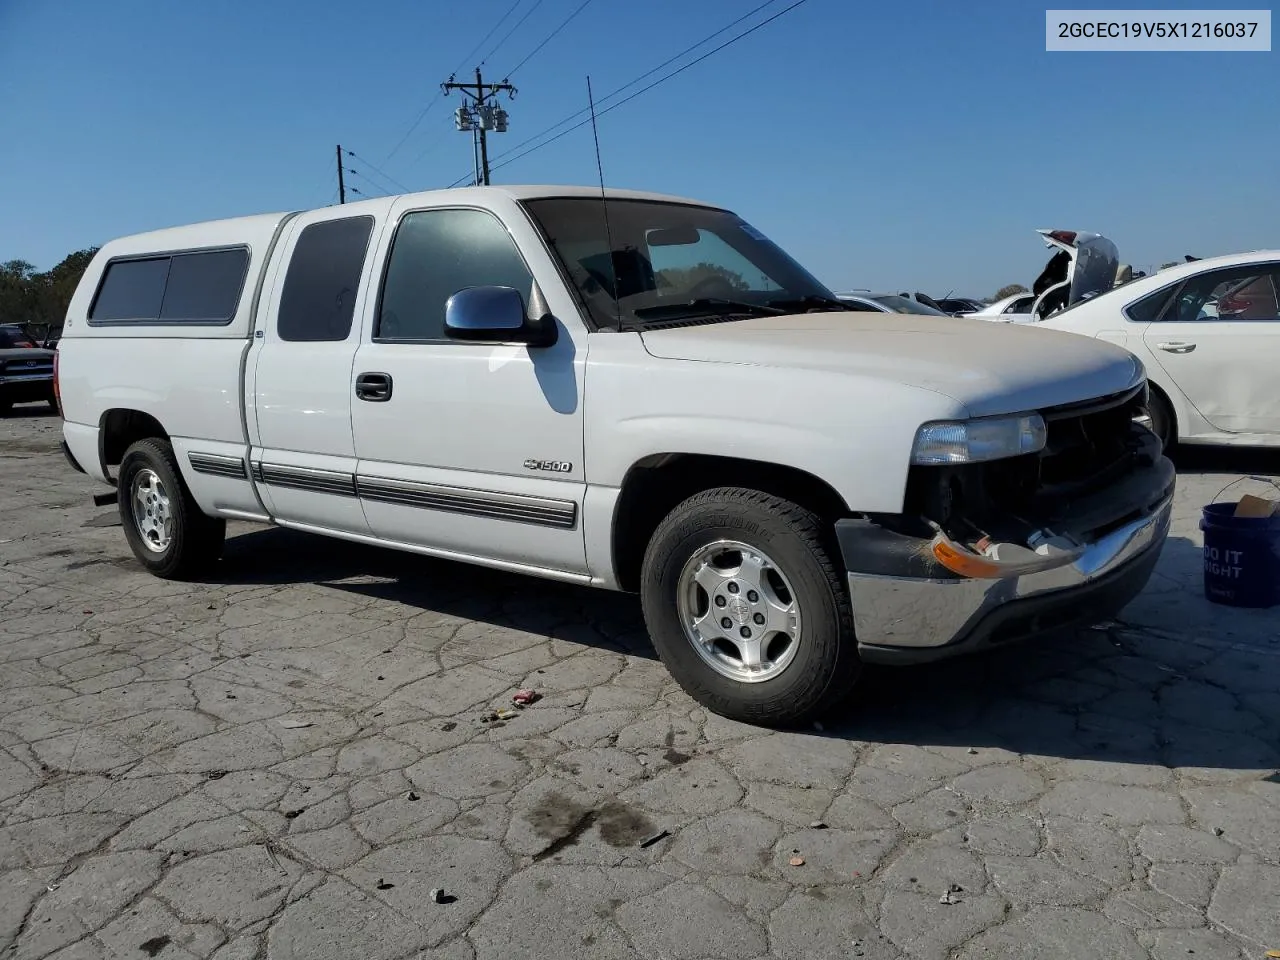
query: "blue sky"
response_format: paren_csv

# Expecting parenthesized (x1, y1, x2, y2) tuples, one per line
(2, 0, 1277, 297)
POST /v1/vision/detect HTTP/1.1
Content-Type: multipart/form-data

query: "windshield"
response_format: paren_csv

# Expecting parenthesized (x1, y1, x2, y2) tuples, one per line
(520, 197, 839, 329)
(870, 295, 949, 316)
(0, 326, 34, 348)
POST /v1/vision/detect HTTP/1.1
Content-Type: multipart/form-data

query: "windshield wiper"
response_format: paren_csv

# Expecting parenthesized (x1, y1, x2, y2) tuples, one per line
(633, 298, 788, 320)
(766, 294, 855, 312)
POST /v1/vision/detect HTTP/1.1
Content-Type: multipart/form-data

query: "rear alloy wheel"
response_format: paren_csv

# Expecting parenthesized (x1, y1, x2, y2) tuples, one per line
(640, 487, 860, 726)
(118, 438, 225, 579)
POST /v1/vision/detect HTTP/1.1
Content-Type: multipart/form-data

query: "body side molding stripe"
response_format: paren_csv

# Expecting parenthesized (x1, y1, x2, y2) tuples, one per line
(254, 462, 358, 497)
(248, 461, 577, 528)
(188, 452, 249, 480)
(356, 474, 577, 529)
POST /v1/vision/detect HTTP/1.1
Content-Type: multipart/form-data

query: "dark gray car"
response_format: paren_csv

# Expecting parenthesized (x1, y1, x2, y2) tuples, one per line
(0, 325, 56, 415)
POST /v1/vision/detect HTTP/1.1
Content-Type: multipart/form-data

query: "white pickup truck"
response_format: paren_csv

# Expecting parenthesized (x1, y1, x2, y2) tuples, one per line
(56, 186, 1175, 724)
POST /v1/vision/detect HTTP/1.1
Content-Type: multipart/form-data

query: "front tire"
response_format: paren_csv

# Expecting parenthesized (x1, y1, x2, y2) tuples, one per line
(118, 438, 225, 579)
(1144, 388, 1175, 451)
(640, 487, 861, 726)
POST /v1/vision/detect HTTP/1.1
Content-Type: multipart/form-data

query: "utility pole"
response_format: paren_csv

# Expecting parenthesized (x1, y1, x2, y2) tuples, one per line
(335, 144, 346, 204)
(443, 68, 515, 185)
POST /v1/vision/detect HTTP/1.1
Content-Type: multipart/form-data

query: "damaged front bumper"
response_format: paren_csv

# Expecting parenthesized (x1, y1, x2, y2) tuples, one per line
(838, 477, 1174, 666)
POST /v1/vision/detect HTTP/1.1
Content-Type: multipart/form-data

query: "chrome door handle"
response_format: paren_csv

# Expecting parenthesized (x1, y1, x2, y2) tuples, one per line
(1156, 341, 1196, 353)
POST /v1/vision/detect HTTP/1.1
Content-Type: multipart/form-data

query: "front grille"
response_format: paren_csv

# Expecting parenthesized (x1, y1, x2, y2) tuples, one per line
(902, 382, 1160, 543)
(1036, 383, 1148, 494)
(0, 357, 54, 380)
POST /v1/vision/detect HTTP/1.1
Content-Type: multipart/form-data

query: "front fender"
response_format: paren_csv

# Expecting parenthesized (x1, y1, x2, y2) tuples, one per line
(584, 352, 966, 513)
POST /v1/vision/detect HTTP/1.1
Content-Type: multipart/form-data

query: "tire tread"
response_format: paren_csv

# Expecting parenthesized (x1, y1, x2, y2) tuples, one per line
(118, 438, 225, 580)
(640, 486, 859, 726)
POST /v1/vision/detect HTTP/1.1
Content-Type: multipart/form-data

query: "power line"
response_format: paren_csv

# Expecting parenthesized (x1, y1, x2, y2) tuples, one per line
(344, 150, 414, 194)
(404, 114, 457, 170)
(480, 0, 547, 67)
(483, 0, 784, 172)
(455, 0, 524, 75)
(379, 91, 447, 167)
(379, 0, 525, 167)
(449, 0, 805, 186)
(345, 168, 392, 198)
(493, 0, 808, 175)
(504, 0, 595, 79)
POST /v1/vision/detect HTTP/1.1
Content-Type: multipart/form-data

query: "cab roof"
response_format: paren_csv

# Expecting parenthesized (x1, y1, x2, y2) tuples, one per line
(95, 185, 723, 256)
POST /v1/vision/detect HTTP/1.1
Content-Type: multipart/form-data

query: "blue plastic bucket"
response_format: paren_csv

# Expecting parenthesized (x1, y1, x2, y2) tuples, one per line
(1199, 501, 1280, 608)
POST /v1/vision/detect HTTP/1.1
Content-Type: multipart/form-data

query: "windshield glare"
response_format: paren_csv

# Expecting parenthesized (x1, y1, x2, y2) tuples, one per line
(519, 197, 838, 328)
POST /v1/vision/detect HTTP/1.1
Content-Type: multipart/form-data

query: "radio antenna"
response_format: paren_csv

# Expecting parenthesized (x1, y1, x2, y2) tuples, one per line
(587, 75, 623, 331)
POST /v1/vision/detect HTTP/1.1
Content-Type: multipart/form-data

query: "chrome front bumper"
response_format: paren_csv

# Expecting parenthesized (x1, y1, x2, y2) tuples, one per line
(846, 493, 1173, 665)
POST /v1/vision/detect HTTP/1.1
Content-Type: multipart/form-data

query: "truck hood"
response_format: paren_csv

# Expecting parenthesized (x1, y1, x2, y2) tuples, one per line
(639, 313, 1142, 417)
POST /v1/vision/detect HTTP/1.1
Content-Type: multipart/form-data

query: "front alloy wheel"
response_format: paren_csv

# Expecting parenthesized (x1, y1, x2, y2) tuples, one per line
(677, 540, 802, 683)
(640, 487, 861, 726)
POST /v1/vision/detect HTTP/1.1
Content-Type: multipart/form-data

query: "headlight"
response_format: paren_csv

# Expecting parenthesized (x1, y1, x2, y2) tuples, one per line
(911, 413, 1047, 465)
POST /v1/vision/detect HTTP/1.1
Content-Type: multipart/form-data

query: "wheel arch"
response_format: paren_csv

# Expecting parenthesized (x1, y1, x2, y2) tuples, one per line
(610, 452, 851, 593)
(98, 408, 169, 479)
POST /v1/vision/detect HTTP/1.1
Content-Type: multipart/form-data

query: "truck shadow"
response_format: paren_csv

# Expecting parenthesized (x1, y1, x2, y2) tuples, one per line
(1171, 443, 1280, 477)
(2, 402, 59, 419)
(213, 526, 1276, 773)
(830, 532, 1279, 773)
(216, 526, 656, 659)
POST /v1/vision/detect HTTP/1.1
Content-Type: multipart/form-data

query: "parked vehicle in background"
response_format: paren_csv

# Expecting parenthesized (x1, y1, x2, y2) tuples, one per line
(0, 324, 57, 415)
(57, 185, 1172, 725)
(971, 230, 1120, 324)
(934, 297, 987, 315)
(966, 291, 1037, 319)
(1038, 251, 1280, 450)
(836, 292, 952, 315)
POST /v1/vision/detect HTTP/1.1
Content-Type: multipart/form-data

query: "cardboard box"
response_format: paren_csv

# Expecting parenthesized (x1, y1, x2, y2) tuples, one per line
(1233, 494, 1278, 518)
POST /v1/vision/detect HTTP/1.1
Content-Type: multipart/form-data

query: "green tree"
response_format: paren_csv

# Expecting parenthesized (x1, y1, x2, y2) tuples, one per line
(992, 283, 1029, 301)
(0, 260, 39, 326)
(0, 248, 98, 341)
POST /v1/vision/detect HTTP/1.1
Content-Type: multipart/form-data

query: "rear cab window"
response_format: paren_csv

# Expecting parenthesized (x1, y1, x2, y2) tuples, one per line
(277, 216, 376, 342)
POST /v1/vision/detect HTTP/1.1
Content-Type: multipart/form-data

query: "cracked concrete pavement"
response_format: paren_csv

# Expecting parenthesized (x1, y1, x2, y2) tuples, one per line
(2, 407, 1279, 959)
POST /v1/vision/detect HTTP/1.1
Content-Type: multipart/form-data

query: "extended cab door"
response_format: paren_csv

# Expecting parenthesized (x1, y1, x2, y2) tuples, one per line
(247, 209, 381, 533)
(1139, 263, 1280, 434)
(349, 196, 588, 575)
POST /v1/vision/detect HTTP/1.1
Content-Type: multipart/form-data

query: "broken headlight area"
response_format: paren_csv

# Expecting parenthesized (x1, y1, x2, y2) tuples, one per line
(878, 383, 1171, 579)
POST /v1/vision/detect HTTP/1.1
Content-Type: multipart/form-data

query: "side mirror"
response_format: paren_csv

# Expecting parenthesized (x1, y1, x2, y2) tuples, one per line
(444, 285, 557, 348)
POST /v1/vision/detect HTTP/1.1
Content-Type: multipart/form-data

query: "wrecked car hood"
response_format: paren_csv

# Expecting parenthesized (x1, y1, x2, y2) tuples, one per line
(639, 312, 1142, 417)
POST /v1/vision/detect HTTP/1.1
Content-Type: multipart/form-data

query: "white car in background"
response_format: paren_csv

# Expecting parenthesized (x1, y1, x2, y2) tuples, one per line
(1037, 251, 1280, 449)
(965, 291, 1037, 319)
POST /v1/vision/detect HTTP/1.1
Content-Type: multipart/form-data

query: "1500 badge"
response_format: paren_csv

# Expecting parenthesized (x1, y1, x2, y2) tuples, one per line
(523, 459, 573, 473)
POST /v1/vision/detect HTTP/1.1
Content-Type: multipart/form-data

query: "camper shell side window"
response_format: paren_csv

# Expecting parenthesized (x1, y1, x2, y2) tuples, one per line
(88, 246, 251, 325)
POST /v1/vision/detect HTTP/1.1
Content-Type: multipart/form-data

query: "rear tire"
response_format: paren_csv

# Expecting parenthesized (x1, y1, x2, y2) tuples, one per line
(0, 400, 11, 417)
(639, 487, 861, 726)
(118, 438, 225, 579)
